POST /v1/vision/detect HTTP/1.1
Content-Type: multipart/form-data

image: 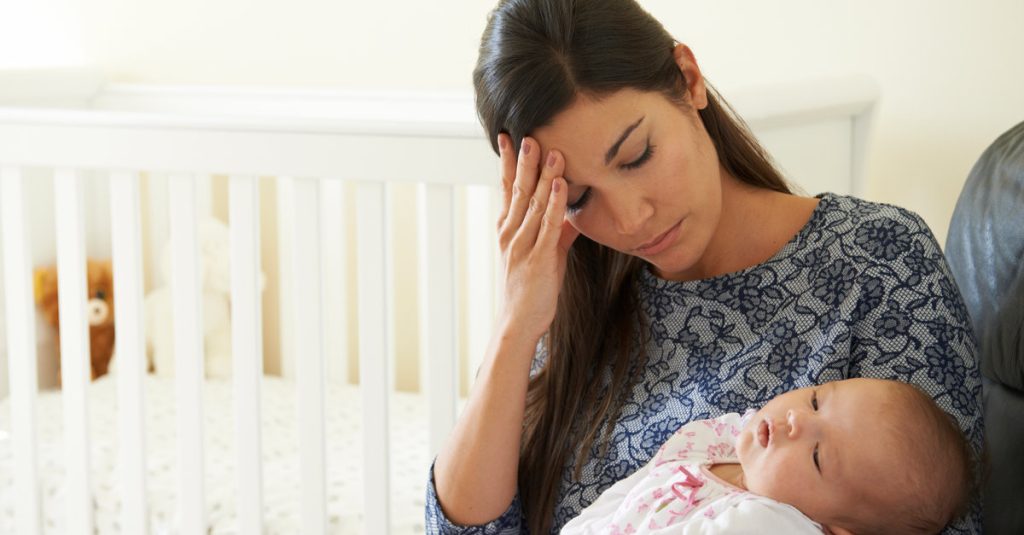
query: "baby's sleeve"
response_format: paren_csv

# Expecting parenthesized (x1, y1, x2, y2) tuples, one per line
(559, 460, 654, 534)
(682, 498, 824, 535)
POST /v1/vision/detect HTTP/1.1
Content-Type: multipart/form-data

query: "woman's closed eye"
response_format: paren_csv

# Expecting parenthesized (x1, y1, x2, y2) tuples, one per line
(567, 143, 656, 214)
(567, 188, 592, 214)
(622, 142, 655, 171)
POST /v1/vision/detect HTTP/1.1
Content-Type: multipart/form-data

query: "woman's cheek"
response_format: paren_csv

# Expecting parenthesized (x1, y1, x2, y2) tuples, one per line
(567, 213, 601, 244)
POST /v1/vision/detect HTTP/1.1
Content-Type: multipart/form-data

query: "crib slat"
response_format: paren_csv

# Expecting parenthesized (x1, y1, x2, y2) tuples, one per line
(289, 176, 327, 535)
(320, 178, 349, 386)
(275, 177, 296, 379)
(465, 185, 498, 392)
(0, 166, 43, 535)
(229, 175, 265, 535)
(109, 171, 150, 535)
(417, 184, 458, 456)
(356, 182, 391, 531)
(168, 174, 207, 533)
(146, 174, 170, 298)
(53, 168, 95, 532)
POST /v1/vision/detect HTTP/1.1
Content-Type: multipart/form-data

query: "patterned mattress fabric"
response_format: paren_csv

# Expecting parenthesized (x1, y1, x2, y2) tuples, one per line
(0, 373, 431, 534)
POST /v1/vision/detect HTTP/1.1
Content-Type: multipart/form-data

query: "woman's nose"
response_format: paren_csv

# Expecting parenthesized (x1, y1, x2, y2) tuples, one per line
(609, 192, 652, 237)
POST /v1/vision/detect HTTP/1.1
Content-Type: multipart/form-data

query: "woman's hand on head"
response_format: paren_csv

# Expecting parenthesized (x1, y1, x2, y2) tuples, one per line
(496, 134, 580, 341)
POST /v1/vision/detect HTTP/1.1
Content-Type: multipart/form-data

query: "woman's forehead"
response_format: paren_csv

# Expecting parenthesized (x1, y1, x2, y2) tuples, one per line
(541, 89, 653, 134)
(531, 90, 658, 164)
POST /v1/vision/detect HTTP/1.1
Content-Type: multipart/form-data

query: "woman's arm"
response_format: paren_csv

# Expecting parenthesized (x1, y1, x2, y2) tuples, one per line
(433, 323, 538, 525)
(431, 134, 579, 527)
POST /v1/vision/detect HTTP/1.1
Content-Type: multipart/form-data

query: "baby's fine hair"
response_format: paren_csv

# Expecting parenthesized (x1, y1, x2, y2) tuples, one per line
(842, 381, 976, 535)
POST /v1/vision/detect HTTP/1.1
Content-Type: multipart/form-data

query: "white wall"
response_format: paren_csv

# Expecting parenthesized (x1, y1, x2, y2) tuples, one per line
(0, 0, 87, 68)
(647, 0, 1024, 245)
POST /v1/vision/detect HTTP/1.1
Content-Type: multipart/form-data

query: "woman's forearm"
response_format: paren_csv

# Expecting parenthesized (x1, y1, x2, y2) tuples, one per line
(433, 320, 539, 525)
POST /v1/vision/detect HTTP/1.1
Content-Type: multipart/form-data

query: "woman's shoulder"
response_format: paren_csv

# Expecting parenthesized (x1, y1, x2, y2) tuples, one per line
(810, 193, 943, 258)
(815, 192, 932, 232)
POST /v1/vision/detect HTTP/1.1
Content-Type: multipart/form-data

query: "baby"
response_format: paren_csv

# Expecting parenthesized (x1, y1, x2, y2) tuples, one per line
(561, 378, 974, 535)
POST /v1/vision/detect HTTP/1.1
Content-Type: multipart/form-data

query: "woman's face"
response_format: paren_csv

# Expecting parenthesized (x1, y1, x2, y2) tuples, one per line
(530, 83, 725, 281)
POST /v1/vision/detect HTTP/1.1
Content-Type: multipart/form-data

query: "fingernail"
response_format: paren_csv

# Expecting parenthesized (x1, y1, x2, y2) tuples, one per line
(552, 179, 561, 193)
(522, 139, 531, 155)
(547, 152, 556, 168)
(497, 135, 507, 152)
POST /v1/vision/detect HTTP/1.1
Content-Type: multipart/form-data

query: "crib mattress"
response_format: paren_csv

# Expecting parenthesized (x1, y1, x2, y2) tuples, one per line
(0, 374, 431, 534)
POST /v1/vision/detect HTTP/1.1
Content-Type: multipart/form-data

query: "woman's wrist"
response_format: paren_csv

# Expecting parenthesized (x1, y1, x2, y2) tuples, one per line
(493, 310, 547, 354)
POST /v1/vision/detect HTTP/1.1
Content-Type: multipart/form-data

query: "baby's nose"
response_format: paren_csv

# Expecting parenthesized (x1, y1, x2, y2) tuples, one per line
(785, 409, 802, 438)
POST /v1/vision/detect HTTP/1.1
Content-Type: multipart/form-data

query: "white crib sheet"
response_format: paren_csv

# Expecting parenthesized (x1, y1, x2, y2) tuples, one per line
(0, 374, 431, 534)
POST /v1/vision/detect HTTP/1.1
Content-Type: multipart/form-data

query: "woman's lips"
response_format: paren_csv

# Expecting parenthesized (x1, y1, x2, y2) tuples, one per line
(634, 220, 682, 256)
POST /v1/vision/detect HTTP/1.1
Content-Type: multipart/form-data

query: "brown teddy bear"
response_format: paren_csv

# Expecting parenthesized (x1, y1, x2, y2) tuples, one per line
(33, 259, 117, 383)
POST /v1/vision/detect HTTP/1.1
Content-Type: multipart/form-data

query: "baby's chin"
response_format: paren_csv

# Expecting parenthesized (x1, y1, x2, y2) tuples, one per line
(734, 421, 755, 466)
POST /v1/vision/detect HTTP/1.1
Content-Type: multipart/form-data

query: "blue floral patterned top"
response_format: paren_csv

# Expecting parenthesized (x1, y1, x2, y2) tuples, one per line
(425, 193, 983, 534)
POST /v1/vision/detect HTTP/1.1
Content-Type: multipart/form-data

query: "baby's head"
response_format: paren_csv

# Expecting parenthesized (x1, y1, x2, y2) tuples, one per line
(735, 378, 974, 535)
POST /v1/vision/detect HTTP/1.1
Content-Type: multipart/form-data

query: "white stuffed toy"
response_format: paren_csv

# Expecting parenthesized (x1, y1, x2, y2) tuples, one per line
(145, 217, 261, 378)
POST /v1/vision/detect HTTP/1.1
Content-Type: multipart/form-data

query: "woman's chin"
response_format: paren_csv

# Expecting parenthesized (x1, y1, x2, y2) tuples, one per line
(646, 255, 698, 281)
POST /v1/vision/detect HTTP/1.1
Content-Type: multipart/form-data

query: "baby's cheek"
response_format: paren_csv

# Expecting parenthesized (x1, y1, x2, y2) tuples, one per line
(734, 431, 751, 461)
(741, 459, 789, 500)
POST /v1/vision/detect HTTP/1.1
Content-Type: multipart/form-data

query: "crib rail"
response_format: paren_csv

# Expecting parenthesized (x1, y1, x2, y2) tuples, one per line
(0, 74, 878, 535)
(0, 107, 495, 183)
(0, 98, 498, 534)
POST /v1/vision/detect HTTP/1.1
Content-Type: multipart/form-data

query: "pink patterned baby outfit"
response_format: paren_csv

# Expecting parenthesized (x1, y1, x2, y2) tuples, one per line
(560, 413, 824, 534)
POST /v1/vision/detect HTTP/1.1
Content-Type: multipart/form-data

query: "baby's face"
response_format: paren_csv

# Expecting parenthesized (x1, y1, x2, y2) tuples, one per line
(735, 378, 907, 531)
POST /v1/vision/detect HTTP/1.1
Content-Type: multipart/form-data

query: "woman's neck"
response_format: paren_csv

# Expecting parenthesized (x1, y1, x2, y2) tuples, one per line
(690, 171, 817, 280)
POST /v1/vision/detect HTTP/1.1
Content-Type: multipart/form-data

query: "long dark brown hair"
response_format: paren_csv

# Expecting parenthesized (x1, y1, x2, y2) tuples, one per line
(473, 1, 790, 532)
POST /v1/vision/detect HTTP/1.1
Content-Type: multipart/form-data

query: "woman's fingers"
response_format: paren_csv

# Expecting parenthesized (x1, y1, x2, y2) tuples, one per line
(496, 134, 515, 230)
(557, 217, 581, 254)
(537, 177, 577, 256)
(511, 148, 562, 254)
(499, 137, 541, 249)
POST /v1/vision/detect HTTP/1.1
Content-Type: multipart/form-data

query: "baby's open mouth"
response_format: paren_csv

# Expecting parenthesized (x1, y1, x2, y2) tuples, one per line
(757, 418, 772, 448)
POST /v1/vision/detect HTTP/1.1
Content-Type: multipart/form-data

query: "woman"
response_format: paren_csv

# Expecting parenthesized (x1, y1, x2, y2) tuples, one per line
(428, 0, 982, 533)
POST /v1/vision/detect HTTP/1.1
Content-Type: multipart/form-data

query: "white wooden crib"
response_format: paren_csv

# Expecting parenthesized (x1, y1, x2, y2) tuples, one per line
(0, 69, 878, 535)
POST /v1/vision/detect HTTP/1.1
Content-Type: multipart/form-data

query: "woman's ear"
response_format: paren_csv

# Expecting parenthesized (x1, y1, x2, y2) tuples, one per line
(672, 43, 708, 110)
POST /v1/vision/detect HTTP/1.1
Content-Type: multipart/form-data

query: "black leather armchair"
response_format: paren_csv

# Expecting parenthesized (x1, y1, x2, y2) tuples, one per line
(945, 120, 1024, 535)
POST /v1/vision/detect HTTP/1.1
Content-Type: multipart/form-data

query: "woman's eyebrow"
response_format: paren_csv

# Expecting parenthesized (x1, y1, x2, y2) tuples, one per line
(604, 116, 645, 165)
